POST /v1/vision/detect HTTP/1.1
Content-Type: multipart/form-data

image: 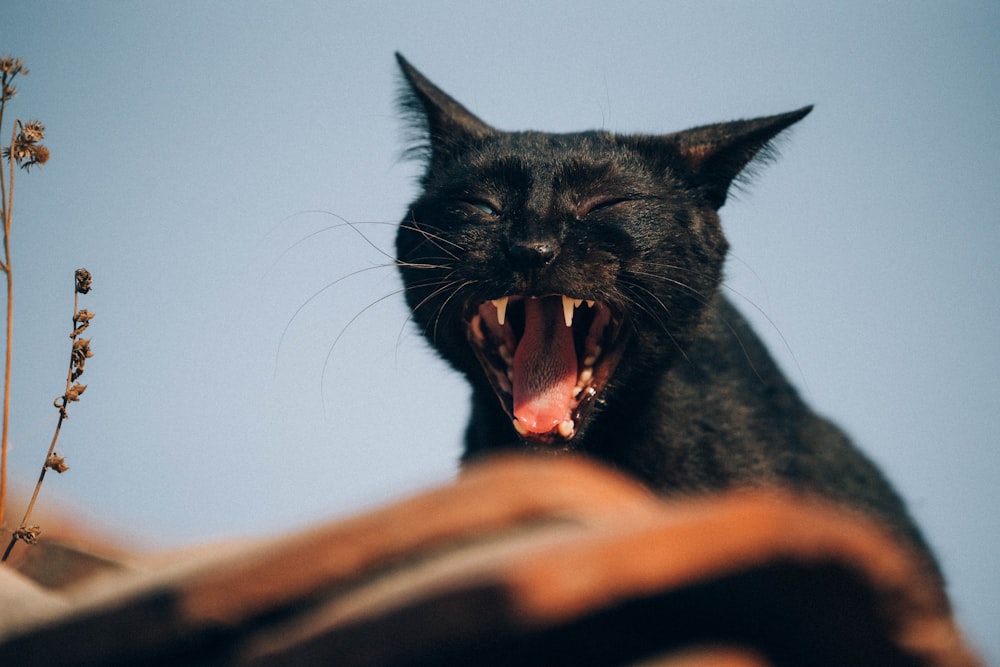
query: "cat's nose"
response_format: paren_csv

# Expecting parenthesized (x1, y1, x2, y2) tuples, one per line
(508, 241, 558, 269)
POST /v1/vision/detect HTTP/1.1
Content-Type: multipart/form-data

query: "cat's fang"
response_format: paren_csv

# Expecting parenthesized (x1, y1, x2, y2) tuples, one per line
(491, 296, 509, 326)
(562, 295, 575, 327)
(561, 295, 585, 327)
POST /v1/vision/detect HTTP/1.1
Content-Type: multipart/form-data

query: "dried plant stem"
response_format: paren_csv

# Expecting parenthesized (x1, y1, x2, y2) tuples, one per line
(0, 418, 54, 563)
(0, 236, 9, 536)
(0, 57, 51, 548)
(1, 277, 87, 562)
(0, 119, 14, 534)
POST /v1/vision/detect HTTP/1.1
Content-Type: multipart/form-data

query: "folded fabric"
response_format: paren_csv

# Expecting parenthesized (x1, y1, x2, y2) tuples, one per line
(0, 455, 981, 666)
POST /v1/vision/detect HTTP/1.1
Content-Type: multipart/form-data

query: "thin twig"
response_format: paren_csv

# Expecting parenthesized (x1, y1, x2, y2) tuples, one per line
(2, 271, 90, 562)
(0, 91, 14, 534)
(0, 56, 49, 546)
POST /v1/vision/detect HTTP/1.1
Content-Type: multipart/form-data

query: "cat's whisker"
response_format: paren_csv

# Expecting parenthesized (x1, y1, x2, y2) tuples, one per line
(406, 274, 460, 315)
(274, 262, 400, 377)
(262, 208, 367, 241)
(629, 263, 805, 385)
(320, 287, 411, 418)
(395, 261, 451, 271)
(401, 216, 466, 261)
(402, 237, 460, 264)
(405, 275, 459, 293)
(632, 261, 720, 285)
(623, 273, 767, 378)
(425, 279, 476, 344)
(264, 213, 403, 280)
(393, 283, 448, 358)
(624, 271, 794, 385)
(717, 280, 807, 389)
(402, 217, 465, 248)
(386, 274, 468, 357)
(271, 222, 452, 378)
(618, 279, 692, 365)
(264, 213, 454, 414)
(625, 269, 712, 304)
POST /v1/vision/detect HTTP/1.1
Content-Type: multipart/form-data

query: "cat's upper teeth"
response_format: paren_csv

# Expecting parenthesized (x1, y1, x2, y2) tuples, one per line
(562, 295, 585, 327)
(562, 295, 574, 327)
(491, 296, 509, 326)
(492, 294, 588, 328)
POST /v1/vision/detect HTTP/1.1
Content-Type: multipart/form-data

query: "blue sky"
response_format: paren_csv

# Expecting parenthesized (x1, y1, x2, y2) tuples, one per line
(3, 1, 998, 660)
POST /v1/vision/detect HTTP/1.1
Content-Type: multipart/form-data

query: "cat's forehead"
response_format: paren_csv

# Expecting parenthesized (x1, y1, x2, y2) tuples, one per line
(491, 129, 619, 157)
(463, 130, 644, 183)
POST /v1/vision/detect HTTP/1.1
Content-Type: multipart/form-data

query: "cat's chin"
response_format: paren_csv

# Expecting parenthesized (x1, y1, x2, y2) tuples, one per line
(466, 294, 624, 445)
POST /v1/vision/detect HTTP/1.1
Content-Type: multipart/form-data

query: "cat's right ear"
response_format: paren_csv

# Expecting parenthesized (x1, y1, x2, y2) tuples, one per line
(641, 107, 813, 210)
(395, 53, 494, 168)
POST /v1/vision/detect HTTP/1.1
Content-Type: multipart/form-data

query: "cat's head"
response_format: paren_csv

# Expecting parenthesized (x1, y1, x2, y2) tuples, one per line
(394, 53, 809, 448)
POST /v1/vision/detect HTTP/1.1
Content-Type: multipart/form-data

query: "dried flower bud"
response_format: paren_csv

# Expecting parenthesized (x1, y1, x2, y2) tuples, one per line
(65, 383, 87, 402)
(72, 338, 92, 360)
(20, 120, 45, 141)
(4, 120, 49, 171)
(71, 309, 95, 338)
(19, 144, 49, 171)
(75, 268, 92, 294)
(0, 57, 27, 75)
(0, 57, 27, 102)
(70, 338, 92, 380)
(46, 454, 69, 473)
(13, 526, 41, 545)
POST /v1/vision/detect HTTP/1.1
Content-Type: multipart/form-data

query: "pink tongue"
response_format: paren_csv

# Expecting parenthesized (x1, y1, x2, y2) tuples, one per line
(512, 297, 578, 434)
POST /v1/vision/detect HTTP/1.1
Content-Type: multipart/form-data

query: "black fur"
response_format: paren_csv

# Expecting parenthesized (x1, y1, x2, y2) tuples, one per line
(393, 53, 939, 577)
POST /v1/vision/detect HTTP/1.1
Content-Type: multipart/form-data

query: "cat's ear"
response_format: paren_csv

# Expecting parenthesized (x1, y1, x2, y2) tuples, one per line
(667, 106, 813, 209)
(395, 53, 494, 168)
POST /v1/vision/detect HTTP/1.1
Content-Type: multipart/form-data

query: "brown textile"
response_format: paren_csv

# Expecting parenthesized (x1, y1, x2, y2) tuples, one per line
(0, 455, 981, 666)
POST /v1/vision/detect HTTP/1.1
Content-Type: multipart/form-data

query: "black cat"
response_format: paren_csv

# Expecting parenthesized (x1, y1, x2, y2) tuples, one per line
(393, 54, 939, 576)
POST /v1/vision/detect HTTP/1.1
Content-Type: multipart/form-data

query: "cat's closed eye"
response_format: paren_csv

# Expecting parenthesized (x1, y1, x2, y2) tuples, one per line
(581, 197, 631, 216)
(464, 200, 500, 217)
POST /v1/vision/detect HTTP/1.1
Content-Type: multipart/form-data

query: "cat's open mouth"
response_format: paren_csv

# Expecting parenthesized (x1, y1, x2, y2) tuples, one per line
(467, 294, 623, 444)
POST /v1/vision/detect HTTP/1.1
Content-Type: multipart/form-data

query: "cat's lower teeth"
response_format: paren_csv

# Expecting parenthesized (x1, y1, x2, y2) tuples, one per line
(498, 344, 513, 365)
(511, 418, 575, 438)
(471, 296, 619, 441)
(470, 315, 485, 343)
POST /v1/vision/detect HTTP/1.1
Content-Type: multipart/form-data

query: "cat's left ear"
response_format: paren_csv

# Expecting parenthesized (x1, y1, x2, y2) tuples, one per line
(666, 106, 813, 209)
(396, 53, 494, 169)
